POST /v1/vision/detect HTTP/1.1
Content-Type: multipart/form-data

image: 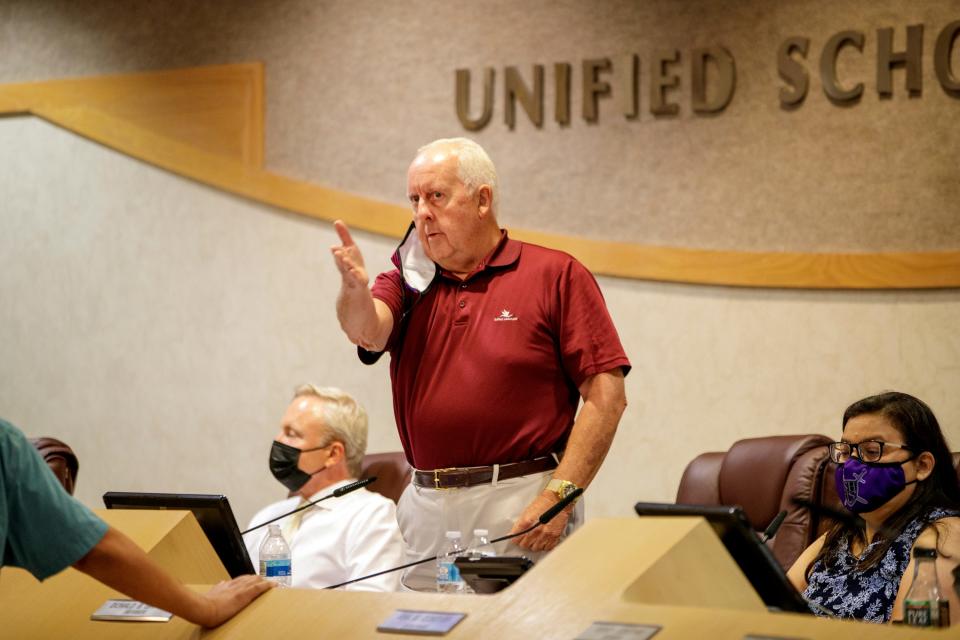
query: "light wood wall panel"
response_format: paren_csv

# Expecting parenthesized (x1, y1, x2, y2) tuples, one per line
(2, 63, 958, 289)
(0, 63, 263, 165)
(1, 0, 958, 262)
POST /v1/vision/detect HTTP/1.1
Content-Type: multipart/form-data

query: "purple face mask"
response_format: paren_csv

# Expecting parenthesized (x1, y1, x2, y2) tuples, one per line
(835, 457, 916, 513)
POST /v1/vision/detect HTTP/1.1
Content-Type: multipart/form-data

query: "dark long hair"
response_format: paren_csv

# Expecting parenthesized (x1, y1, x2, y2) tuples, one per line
(806, 391, 960, 577)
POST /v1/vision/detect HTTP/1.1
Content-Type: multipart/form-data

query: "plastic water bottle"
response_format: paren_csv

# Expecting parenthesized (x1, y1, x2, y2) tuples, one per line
(903, 547, 949, 627)
(467, 529, 496, 558)
(258, 524, 292, 587)
(436, 531, 465, 593)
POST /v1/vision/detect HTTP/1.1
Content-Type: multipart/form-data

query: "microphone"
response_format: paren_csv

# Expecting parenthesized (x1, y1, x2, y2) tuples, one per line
(322, 486, 585, 590)
(791, 497, 898, 540)
(791, 498, 858, 529)
(490, 486, 585, 543)
(241, 476, 376, 535)
(542, 487, 584, 523)
(333, 477, 377, 497)
(759, 509, 788, 544)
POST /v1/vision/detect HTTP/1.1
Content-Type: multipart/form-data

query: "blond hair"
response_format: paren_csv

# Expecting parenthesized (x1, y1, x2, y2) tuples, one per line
(293, 385, 368, 477)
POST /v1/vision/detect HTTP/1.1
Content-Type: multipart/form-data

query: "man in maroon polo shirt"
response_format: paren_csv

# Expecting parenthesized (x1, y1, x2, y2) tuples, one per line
(331, 138, 629, 578)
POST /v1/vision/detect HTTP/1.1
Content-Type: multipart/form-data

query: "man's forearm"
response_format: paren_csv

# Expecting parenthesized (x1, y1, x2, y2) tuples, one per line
(552, 369, 627, 488)
(74, 527, 213, 626)
(336, 285, 384, 350)
(552, 404, 619, 489)
(508, 370, 626, 550)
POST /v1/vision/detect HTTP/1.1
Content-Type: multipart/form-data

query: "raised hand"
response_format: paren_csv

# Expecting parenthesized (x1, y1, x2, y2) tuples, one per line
(330, 220, 369, 290)
(331, 219, 393, 350)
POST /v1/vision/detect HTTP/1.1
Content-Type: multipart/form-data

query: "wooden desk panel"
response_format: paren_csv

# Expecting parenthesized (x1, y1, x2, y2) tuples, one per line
(0, 514, 947, 638)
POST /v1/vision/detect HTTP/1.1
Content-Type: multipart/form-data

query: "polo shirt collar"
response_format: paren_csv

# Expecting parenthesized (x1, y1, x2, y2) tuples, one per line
(392, 225, 521, 287)
(439, 229, 521, 281)
(483, 229, 521, 269)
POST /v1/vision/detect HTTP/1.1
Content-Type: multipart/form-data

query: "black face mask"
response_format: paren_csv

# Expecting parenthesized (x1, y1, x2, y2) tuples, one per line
(269, 441, 327, 492)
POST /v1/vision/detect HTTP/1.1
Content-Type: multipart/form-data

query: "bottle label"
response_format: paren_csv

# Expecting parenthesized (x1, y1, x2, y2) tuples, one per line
(938, 600, 950, 628)
(438, 561, 460, 582)
(905, 600, 933, 627)
(260, 559, 292, 578)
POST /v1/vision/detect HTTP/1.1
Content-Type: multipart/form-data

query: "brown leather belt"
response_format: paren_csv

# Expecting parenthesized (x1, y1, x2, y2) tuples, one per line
(413, 456, 557, 489)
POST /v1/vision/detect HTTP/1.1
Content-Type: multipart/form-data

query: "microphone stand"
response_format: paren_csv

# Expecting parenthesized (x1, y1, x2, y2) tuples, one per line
(241, 476, 377, 535)
(323, 487, 584, 590)
(791, 497, 899, 540)
(759, 509, 787, 544)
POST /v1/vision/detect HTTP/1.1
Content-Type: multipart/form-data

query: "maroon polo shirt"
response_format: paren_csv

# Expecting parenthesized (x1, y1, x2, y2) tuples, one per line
(368, 231, 630, 470)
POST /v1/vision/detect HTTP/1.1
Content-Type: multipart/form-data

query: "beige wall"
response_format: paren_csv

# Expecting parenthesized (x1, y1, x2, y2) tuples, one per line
(0, 118, 399, 525)
(3, 117, 959, 528)
(3, 0, 959, 252)
(1, 1, 959, 527)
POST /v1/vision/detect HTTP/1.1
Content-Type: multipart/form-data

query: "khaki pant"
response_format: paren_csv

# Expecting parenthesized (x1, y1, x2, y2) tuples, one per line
(396, 469, 584, 591)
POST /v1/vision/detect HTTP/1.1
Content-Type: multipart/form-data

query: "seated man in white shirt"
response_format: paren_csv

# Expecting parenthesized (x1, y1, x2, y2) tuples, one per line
(244, 385, 404, 591)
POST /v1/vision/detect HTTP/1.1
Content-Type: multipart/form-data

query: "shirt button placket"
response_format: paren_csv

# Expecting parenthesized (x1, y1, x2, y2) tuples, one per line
(459, 282, 468, 309)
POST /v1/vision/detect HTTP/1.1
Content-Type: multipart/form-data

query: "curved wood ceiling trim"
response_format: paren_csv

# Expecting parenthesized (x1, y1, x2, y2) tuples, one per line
(2, 64, 957, 289)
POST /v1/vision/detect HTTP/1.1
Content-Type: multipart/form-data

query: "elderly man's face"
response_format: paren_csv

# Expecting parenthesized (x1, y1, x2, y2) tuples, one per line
(407, 149, 489, 272)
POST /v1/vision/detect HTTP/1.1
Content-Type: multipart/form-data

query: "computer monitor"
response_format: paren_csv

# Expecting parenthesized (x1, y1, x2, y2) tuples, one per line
(633, 502, 811, 614)
(103, 491, 255, 578)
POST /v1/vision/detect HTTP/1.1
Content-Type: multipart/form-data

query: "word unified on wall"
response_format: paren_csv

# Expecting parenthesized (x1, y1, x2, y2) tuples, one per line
(455, 19, 960, 130)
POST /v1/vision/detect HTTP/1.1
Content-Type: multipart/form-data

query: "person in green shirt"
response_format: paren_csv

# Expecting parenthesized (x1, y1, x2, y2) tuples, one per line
(1, 418, 273, 627)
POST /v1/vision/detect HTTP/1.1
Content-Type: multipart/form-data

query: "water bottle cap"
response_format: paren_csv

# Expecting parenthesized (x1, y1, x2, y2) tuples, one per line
(268, 524, 281, 533)
(445, 531, 461, 539)
(473, 529, 488, 536)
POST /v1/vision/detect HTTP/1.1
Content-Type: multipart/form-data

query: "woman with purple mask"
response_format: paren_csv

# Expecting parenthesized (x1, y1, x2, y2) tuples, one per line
(787, 392, 960, 624)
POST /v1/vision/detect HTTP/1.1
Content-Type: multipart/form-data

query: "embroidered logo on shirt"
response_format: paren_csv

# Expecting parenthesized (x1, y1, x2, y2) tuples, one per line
(493, 309, 518, 322)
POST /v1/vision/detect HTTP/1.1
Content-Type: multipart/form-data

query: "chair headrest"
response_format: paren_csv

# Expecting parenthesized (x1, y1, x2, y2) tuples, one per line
(719, 434, 831, 530)
(29, 436, 79, 495)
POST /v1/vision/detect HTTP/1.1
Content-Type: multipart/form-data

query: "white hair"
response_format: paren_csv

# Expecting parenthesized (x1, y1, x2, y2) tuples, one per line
(293, 384, 368, 478)
(416, 137, 500, 216)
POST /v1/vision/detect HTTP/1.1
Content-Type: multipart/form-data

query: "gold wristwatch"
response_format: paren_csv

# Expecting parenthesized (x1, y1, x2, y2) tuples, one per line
(546, 478, 581, 502)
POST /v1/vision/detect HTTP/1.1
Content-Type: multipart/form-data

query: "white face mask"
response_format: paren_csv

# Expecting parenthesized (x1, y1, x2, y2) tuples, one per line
(394, 222, 437, 293)
(359, 222, 440, 365)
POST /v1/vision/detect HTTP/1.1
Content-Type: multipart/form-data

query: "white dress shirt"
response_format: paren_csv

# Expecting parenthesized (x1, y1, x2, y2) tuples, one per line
(245, 479, 405, 591)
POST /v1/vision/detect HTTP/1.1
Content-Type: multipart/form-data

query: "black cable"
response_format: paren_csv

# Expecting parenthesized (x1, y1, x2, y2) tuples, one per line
(324, 487, 583, 590)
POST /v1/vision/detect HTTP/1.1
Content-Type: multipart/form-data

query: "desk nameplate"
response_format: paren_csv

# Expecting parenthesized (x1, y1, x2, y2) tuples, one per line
(377, 609, 467, 636)
(575, 621, 661, 640)
(90, 599, 173, 622)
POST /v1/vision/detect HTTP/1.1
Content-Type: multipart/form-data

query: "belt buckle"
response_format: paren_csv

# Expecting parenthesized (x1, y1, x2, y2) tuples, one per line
(432, 467, 458, 490)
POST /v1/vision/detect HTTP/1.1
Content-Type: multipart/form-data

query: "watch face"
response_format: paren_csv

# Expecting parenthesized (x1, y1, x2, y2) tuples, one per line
(558, 483, 576, 499)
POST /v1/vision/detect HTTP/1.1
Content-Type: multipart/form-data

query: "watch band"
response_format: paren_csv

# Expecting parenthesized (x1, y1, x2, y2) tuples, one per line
(546, 478, 581, 502)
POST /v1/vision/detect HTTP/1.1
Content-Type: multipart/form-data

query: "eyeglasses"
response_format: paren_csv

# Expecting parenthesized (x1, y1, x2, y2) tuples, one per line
(828, 440, 913, 464)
